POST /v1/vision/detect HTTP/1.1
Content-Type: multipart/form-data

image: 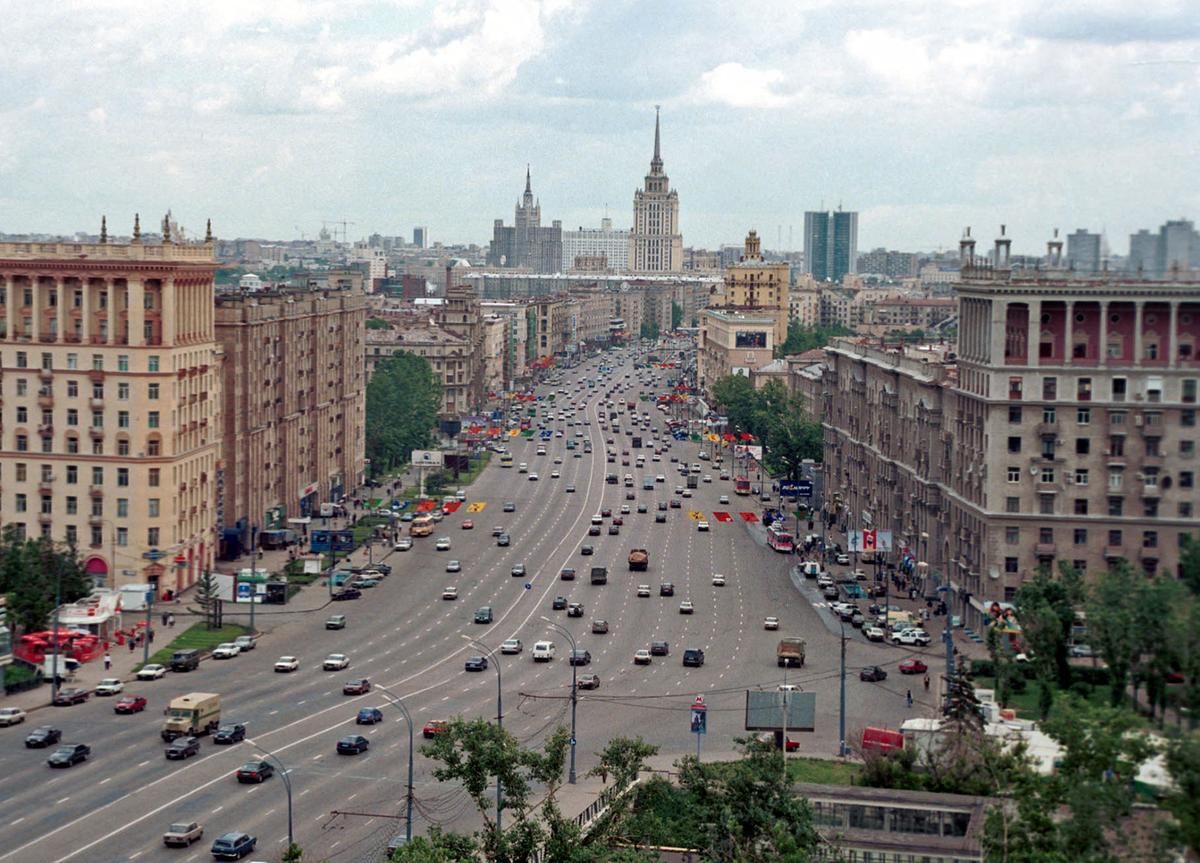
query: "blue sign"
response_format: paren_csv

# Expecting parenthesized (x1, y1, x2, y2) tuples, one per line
(142, 548, 167, 561)
(690, 706, 707, 735)
(797, 480, 813, 498)
(311, 530, 356, 554)
(236, 582, 253, 600)
(779, 481, 800, 498)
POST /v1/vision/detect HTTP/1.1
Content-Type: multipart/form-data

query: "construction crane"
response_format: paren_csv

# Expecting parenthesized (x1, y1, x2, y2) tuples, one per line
(321, 219, 358, 245)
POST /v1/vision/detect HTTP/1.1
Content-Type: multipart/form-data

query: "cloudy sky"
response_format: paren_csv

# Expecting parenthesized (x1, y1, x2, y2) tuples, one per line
(0, 0, 1197, 254)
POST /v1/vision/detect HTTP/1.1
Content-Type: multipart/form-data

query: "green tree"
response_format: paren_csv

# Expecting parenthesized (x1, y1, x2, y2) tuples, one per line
(388, 830, 478, 863)
(1163, 731, 1200, 856)
(366, 352, 442, 476)
(775, 322, 851, 358)
(0, 528, 91, 634)
(195, 569, 219, 629)
(1085, 560, 1140, 707)
(710, 374, 759, 435)
(670, 301, 683, 330)
(1014, 562, 1082, 690)
(639, 320, 659, 340)
(366, 317, 391, 330)
(1180, 534, 1200, 596)
(1134, 574, 1186, 723)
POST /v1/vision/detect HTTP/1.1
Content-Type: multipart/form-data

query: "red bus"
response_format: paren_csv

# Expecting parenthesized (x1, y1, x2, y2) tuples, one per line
(734, 477, 751, 496)
(767, 524, 794, 553)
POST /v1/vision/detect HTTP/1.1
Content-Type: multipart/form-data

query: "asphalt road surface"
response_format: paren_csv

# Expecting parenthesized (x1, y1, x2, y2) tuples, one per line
(0, 344, 939, 862)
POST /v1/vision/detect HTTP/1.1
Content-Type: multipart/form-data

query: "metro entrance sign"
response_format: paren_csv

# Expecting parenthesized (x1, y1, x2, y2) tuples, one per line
(690, 694, 707, 761)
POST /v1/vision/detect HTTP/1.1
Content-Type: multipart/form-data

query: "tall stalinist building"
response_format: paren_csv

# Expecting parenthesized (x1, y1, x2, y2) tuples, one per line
(629, 108, 683, 273)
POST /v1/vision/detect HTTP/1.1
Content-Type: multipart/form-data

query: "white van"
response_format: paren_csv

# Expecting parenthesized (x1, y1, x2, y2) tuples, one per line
(532, 641, 556, 662)
(518, 463, 528, 473)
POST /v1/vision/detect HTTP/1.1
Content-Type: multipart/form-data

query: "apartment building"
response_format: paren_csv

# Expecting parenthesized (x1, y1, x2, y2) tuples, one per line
(365, 324, 473, 418)
(0, 221, 220, 594)
(697, 308, 776, 392)
(214, 289, 366, 556)
(718, 231, 789, 346)
(822, 232, 1200, 629)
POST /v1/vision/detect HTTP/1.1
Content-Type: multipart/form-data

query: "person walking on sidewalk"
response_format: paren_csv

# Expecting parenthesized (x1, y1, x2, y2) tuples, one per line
(103, 653, 112, 671)
(923, 674, 930, 692)
(906, 690, 913, 708)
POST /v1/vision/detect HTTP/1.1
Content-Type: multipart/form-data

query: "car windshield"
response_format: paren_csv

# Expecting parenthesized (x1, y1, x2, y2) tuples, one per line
(168, 823, 193, 833)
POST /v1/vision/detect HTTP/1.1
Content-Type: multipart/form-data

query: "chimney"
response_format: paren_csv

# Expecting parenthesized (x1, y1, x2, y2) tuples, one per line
(959, 227, 976, 267)
(1047, 227, 1063, 268)
(994, 224, 1011, 269)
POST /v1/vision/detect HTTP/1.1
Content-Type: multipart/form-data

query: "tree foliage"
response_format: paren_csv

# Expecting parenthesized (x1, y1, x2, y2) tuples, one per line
(639, 320, 659, 340)
(366, 317, 391, 330)
(0, 527, 92, 634)
(709, 376, 822, 478)
(366, 351, 442, 476)
(1085, 560, 1141, 708)
(775, 322, 851, 358)
(1180, 534, 1200, 597)
(670, 301, 683, 330)
(195, 569, 219, 630)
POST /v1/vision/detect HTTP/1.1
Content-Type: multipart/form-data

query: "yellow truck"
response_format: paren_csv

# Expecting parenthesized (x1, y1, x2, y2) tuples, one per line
(162, 692, 221, 741)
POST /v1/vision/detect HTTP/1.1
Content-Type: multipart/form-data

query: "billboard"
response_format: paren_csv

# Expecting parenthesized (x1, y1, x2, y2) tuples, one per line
(848, 530, 894, 552)
(734, 331, 767, 348)
(311, 530, 356, 553)
(411, 449, 444, 468)
(744, 690, 816, 732)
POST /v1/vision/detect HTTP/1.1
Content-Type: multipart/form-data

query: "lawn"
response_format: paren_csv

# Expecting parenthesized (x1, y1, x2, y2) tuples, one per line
(140, 622, 248, 669)
(973, 673, 1112, 718)
(786, 755, 860, 785)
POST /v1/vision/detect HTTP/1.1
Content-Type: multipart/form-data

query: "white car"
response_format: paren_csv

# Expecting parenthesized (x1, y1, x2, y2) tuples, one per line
(446, 560, 462, 573)
(500, 638, 523, 654)
(656, 474, 666, 483)
(136, 663, 167, 680)
(274, 656, 300, 673)
(835, 553, 851, 565)
(633, 649, 653, 665)
(323, 653, 350, 671)
(697, 520, 709, 531)
(636, 584, 651, 597)
(863, 625, 886, 642)
(551, 470, 560, 479)
(212, 643, 241, 660)
(719, 495, 729, 504)
(234, 635, 257, 651)
(679, 601, 695, 614)
(620, 504, 631, 514)
(442, 587, 459, 600)
(395, 538, 413, 552)
(892, 629, 931, 647)
(703, 475, 713, 483)
(0, 707, 27, 726)
(764, 616, 780, 630)
(435, 537, 451, 551)
(528, 473, 539, 481)
(712, 574, 726, 586)
(532, 641, 556, 662)
(94, 678, 124, 696)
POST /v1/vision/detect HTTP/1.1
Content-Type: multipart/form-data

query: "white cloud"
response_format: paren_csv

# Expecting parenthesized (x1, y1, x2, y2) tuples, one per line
(87, 106, 107, 125)
(693, 62, 790, 109)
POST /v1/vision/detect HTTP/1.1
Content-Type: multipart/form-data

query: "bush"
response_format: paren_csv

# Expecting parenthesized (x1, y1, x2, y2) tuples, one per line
(1073, 666, 1111, 686)
(970, 659, 995, 678)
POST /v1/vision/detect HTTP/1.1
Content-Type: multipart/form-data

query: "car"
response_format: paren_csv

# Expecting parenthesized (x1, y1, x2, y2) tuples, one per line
(697, 521, 710, 532)
(357, 707, 384, 725)
(492, 525, 505, 536)
(578, 673, 601, 690)
(465, 655, 489, 672)
(401, 513, 415, 522)
(718, 494, 730, 504)
(323, 653, 350, 671)
(442, 586, 459, 601)
(332, 588, 362, 601)
(47, 742, 90, 768)
(669, 499, 682, 509)
(674, 486, 684, 495)
(356, 577, 381, 589)
(659, 582, 675, 596)
(899, 659, 929, 675)
(0, 706, 27, 726)
(657, 500, 668, 510)
(568, 649, 592, 666)
(114, 695, 147, 714)
(210, 831, 257, 860)
(560, 567, 576, 581)
(528, 473, 539, 481)
(655, 512, 667, 523)
(620, 504, 631, 514)
(337, 734, 371, 755)
(162, 820, 204, 848)
(511, 563, 527, 577)
(764, 617, 780, 630)
(435, 537, 451, 551)
(656, 474, 666, 483)
(601, 507, 612, 518)
(445, 560, 462, 573)
(682, 489, 693, 499)
(461, 519, 474, 530)
(633, 649, 652, 665)
(532, 641, 556, 662)
(863, 625, 886, 642)
(822, 585, 840, 600)
(136, 663, 167, 680)
(210, 641, 242, 660)
(712, 574, 726, 586)
(551, 470, 561, 479)
(423, 720, 449, 739)
(500, 638, 523, 654)
(474, 606, 494, 624)
(497, 533, 511, 546)
(650, 640, 670, 656)
(592, 619, 609, 634)
(53, 688, 89, 706)
(581, 545, 594, 555)
(589, 525, 602, 536)
(892, 629, 932, 647)
(95, 677, 124, 695)
(25, 725, 62, 748)
(703, 474, 713, 483)
(1070, 643, 1096, 658)
(637, 584, 651, 597)
(607, 525, 620, 535)
(234, 634, 257, 652)
(214, 723, 247, 744)
(682, 648, 705, 667)
(850, 612, 866, 628)
(552, 595, 568, 610)
(395, 538, 413, 551)
(166, 736, 201, 760)
(503, 501, 516, 512)
(343, 678, 372, 695)
(637, 503, 648, 513)
(860, 665, 888, 682)
(567, 602, 585, 618)
(236, 760, 274, 783)
(274, 655, 300, 673)
(836, 553, 851, 565)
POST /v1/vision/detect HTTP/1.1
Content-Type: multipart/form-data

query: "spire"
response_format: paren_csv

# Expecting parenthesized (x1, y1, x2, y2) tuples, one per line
(99, 215, 107, 244)
(525, 163, 531, 195)
(205, 218, 213, 243)
(650, 105, 663, 174)
(162, 212, 172, 244)
(132, 213, 141, 243)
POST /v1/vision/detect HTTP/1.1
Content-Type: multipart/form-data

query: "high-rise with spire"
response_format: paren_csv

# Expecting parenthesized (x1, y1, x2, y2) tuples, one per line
(487, 165, 562, 273)
(629, 107, 682, 273)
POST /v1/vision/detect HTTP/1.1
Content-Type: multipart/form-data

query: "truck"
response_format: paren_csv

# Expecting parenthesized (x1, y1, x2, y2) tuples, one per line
(162, 692, 221, 741)
(118, 583, 153, 612)
(319, 502, 345, 518)
(42, 655, 81, 683)
(590, 567, 608, 585)
(628, 549, 649, 571)
(631, 436, 642, 449)
(776, 638, 806, 668)
(686, 474, 699, 489)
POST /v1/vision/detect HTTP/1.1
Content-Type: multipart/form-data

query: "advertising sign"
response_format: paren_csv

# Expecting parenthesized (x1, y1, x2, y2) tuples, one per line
(411, 450, 444, 468)
(690, 695, 707, 735)
(848, 530, 893, 552)
(310, 530, 355, 553)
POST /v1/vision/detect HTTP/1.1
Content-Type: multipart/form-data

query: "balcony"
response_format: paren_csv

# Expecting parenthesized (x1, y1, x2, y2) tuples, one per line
(1141, 453, 1163, 468)
(1034, 542, 1056, 555)
(89, 397, 104, 409)
(88, 427, 105, 440)
(37, 393, 54, 409)
(1141, 483, 1161, 498)
(37, 423, 53, 437)
(1036, 481, 1059, 494)
(1103, 545, 1124, 559)
(38, 368, 54, 382)
(88, 485, 104, 497)
(87, 369, 105, 382)
(1035, 422, 1059, 437)
(1106, 453, 1126, 467)
(87, 513, 103, 525)
(38, 512, 53, 524)
(38, 477, 54, 495)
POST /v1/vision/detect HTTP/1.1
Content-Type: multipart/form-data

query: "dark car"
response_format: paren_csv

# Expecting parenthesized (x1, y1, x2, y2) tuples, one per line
(464, 656, 489, 672)
(210, 831, 257, 860)
(682, 648, 705, 668)
(114, 695, 148, 714)
(588, 525, 602, 536)
(25, 726, 62, 748)
(568, 649, 592, 666)
(659, 583, 675, 596)
(560, 567, 576, 581)
(650, 640, 670, 656)
(552, 596, 568, 610)
(336, 734, 370, 755)
(332, 588, 362, 601)
(53, 688, 89, 706)
(608, 525, 620, 535)
(580, 545, 594, 555)
(655, 512, 667, 523)
(657, 500, 668, 510)
(357, 707, 384, 725)
(601, 508, 612, 517)
(343, 678, 372, 695)
(166, 736, 201, 760)
(860, 666, 888, 682)
(236, 760, 274, 783)
(214, 723, 247, 744)
(47, 742, 90, 768)
(503, 501, 516, 512)
(474, 606, 494, 624)
(669, 499, 681, 508)
(511, 564, 526, 577)
(497, 534, 511, 547)
(578, 673, 600, 690)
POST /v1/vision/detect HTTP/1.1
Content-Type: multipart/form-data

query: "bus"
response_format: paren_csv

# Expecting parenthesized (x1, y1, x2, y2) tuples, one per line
(766, 524, 794, 554)
(500, 452, 513, 468)
(734, 477, 752, 496)
(410, 515, 435, 537)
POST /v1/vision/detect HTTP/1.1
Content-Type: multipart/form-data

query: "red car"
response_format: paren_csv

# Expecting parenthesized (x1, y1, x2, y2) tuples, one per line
(422, 720, 449, 739)
(114, 695, 147, 714)
(785, 737, 800, 752)
(899, 659, 928, 675)
(461, 520, 474, 530)
(342, 678, 372, 695)
(612, 517, 624, 526)
(601, 508, 612, 518)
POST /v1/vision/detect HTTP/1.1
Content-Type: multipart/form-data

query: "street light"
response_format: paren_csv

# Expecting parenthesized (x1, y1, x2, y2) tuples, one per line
(460, 635, 503, 831)
(245, 739, 293, 849)
(375, 684, 416, 843)
(540, 617, 578, 784)
(838, 616, 847, 758)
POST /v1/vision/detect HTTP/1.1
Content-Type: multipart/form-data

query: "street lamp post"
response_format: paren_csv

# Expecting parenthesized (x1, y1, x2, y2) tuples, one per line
(375, 685, 416, 842)
(541, 618, 578, 784)
(461, 636, 503, 831)
(245, 739, 293, 849)
(838, 617, 847, 758)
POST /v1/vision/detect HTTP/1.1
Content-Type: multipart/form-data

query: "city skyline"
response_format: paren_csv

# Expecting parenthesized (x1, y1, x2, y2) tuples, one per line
(0, 1, 1197, 252)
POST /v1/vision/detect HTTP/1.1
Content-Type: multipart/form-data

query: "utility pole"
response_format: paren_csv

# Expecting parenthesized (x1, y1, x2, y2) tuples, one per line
(50, 560, 62, 702)
(839, 620, 847, 757)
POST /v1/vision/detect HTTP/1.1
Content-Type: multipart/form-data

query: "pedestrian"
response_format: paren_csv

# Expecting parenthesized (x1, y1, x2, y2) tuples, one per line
(162, 611, 169, 627)
(128, 638, 136, 653)
(103, 653, 112, 671)
(906, 690, 913, 708)
(148, 629, 154, 644)
(168, 613, 175, 628)
(923, 674, 930, 691)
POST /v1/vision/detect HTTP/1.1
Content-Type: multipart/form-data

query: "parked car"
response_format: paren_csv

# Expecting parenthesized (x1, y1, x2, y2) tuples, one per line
(136, 663, 167, 680)
(211, 643, 241, 660)
(0, 707, 27, 726)
(860, 666, 888, 682)
(234, 635, 257, 652)
(53, 688, 89, 706)
(332, 588, 362, 601)
(892, 629, 932, 647)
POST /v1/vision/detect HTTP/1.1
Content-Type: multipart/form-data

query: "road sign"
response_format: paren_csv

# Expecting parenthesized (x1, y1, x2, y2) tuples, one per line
(713, 511, 733, 523)
(739, 512, 759, 523)
(687, 510, 705, 521)
(569, 736, 576, 746)
(797, 480, 813, 498)
(524, 583, 532, 590)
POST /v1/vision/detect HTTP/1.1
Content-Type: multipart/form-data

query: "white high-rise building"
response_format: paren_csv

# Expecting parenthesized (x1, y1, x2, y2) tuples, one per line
(562, 218, 630, 272)
(629, 108, 682, 273)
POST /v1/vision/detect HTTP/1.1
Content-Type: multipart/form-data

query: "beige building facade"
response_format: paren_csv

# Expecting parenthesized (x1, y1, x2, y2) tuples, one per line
(697, 308, 776, 392)
(366, 324, 473, 417)
(0, 223, 220, 593)
(629, 109, 683, 273)
(719, 231, 789, 346)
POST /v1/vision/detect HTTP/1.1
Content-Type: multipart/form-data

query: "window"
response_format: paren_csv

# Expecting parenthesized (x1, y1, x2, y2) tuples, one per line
(1074, 438, 1090, 456)
(15, 379, 27, 396)
(1146, 438, 1161, 457)
(39, 464, 51, 481)
(66, 437, 78, 454)
(1078, 378, 1092, 401)
(1039, 495, 1055, 515)
(148, 383, 159, 400)
(1110, 436, 1125, 456)
(15, 463, 26, 481)
(116, 498, 128, 518)
(148, 411, 159, 429)
(148, 498, 160, 517)
(117, 411, 129, 428)
(1074, 469, 1089, 485)
(66, 353, 78, 370)
(39, 436, 51, 454)
(117, 382, 129, 400)
(91, 439, 103, 456)
(1110, 411, 1126, 426)
(1148, 384, 1162, 403)
(148, 468, 160, 487)
(1039, 527, 1053, 544)
(1007, 436, 1022, 454)
(16, 434, 28, 452)
(1184, 410, 1197, 428)
(1005, 557, 1019, 573)
(67, 380, 78, 398)
(117, 468, 129, 487)
(1181, 472, 1194, 489)
(91, 354, 103, 371)
(65, 525, 77, 544)
(116, 528, 128, 547)
(147, 527, 159, 546)
(1108, 470, 1123, 491)
(1112, 378, 1127, 401)
(1007, 466, 1021, 483)
(66, 496, 77, 515)
(1144, 500, 1159, 518)
(1144, 531, 1158, 549)
(1074, 498, 1089, 515)
(1043, 406, 1057, 423)
(1005, 497, 1020, 513)
(40, 495, 52, 515)
(1182, 440, 1196, 458)
(66, 408, 78, 426)
(1108, 497, 1124, 516)
(1009, 377, 1023, 399)
(146, 439, 160, 456)
(66, 465, 77, 484)
(1041, 467, 1056, 483)
(117, 439, 129, 456)
(91, 411, 103, 428)
(1108, 530, 1122, 546)
(14, 494, 27, 513)
(1182, 503, 1194, 518)
(16, 407, 27, 423)
(117, 355, 129, 372)
(16, 351, 27, 368)
(1074, 529, 1088, 545)
(1008, 406, 1022, 423)
(1006, 527, 1020, 544)
(1182, 380, 1197, 404)
(1077, 407, 1091, 424)
(89, 526, 102, 546)
(90, 498, 102, 517)
(148, 355, 159, 372)
(1042, 378, 1057, 400)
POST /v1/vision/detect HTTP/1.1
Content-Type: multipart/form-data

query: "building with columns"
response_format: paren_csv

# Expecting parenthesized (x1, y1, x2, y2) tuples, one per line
(822, 228, 1200, 631)
(629, 108, 683, 273)
(0, 216, 221, 594)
